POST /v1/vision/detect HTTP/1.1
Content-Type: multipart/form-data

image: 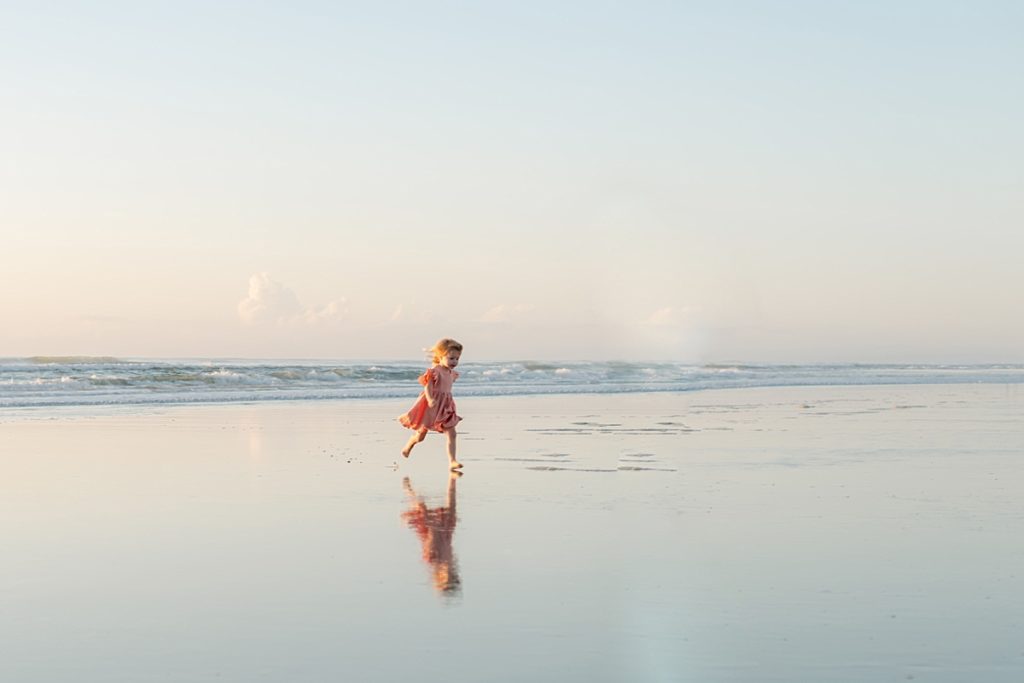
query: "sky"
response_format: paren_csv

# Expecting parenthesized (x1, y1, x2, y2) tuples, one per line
(2, 1, 1022, 362)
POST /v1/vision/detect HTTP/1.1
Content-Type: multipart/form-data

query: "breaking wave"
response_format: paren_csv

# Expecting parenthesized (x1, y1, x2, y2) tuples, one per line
(1, 358, 1022, 409)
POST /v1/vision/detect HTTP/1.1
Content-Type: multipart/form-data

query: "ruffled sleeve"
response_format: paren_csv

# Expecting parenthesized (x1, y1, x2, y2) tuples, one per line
(418, 367, 435, 386)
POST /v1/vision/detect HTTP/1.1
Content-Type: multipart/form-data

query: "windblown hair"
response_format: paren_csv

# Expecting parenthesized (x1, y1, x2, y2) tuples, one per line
(429, 338, 463, 365)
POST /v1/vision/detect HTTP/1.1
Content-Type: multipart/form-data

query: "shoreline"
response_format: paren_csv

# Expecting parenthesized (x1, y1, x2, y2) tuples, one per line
(3, 379, 1024, 420)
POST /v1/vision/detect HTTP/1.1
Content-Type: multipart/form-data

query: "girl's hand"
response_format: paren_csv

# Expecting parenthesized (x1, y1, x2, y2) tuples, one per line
(426, 398, 436, 408)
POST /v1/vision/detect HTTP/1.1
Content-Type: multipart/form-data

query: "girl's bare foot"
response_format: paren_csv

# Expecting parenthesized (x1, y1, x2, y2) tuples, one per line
(449, 461, 463, 470)
(403, 429, 426, 458)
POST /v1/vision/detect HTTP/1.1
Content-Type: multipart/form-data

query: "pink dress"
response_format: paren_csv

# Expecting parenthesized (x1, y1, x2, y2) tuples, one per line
(398, 365, 462, 433)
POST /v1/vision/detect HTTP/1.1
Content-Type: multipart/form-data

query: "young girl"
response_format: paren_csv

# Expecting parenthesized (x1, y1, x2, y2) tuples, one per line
(398, 338, 463, 470)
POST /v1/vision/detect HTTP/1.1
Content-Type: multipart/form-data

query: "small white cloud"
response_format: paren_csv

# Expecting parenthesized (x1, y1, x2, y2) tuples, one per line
(646, 307, 676, 326)
(644, 306, 697, 327)
(481, 303, 534, 323)
(300, 300, 348, 324)
(389, 302, 435, 324)
(238, 273, 346, 326)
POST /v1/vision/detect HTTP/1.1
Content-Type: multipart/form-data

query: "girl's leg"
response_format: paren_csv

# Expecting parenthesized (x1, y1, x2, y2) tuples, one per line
(402, 428, 428, 457)
(445, 427, 462, 469)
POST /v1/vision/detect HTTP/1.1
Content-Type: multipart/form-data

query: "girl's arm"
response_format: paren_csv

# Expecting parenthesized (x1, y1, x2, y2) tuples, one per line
(423, 370, 436, 407)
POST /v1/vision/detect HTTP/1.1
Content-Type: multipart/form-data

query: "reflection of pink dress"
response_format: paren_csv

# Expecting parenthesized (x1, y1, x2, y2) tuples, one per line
(402, 503, 457, 564)
(398, 365, 462, 433)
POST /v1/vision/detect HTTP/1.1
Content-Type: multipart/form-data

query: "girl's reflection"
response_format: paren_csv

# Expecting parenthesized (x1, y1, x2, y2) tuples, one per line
(401, 473, 462, 597)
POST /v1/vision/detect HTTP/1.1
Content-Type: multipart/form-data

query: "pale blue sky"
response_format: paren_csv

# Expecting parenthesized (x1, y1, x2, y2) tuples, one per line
(3, 1, 1021, 361)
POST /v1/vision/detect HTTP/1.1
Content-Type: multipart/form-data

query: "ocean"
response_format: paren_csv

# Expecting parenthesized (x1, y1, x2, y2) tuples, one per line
(2, 357, 1023, 409)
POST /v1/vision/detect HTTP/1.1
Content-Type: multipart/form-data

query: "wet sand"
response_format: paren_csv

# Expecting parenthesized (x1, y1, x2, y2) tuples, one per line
(2, 384, 1023, 682)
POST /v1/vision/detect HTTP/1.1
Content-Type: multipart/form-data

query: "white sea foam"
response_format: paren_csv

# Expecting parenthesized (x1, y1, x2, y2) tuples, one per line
(204, 369, 257, 384)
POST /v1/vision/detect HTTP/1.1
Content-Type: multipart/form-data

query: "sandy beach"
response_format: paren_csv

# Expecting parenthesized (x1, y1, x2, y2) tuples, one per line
(2, 383, 1023, 682)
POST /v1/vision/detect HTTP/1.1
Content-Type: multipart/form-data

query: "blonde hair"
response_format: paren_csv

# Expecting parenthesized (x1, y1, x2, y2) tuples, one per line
(429, 338, 463, 365)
